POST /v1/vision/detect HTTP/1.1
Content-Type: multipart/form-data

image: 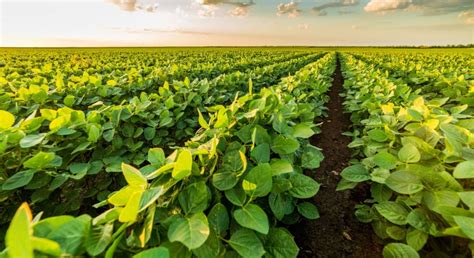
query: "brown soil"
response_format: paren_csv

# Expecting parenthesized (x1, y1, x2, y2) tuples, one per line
(291, 54, 383, 258)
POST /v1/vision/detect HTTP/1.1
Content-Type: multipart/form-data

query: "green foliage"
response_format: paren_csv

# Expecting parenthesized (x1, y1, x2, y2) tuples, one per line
(0, 50, 336, 257)
(341, 52, 474, 257)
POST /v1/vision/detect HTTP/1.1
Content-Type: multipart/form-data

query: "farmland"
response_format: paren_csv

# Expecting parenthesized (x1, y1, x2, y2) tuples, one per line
(0, 47, 472, 258)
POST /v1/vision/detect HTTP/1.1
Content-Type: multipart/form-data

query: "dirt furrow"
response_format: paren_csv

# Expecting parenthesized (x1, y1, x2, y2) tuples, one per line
(291, 53, 382, 258)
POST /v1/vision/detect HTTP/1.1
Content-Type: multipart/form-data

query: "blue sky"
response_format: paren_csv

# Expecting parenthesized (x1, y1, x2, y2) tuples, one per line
(0, 0, 473, 46)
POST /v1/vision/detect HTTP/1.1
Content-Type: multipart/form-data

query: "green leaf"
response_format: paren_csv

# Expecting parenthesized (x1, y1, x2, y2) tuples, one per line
(2, 170, 35, 190)
(406, 228, 428, 251)
(148, 148, 165, 166)
(119, 190, 143, 222)
(20, 133, 47, 148)
(208, 203, 229, 236)
(108, 186, 135, 206)
(271, 135, 300, 155)
(368, 129, 388, 142)
(288, 173, 320, 199)
(251, 144, 270, 163)
(172, 150, 193, 180)
(340, 164, 370, 182)
(6, 203, 33, 258)
(143, 127, 156, 141)
(370, 168, 391, 184)
(139, 187, 165, 211)
(47, 215, 91, 255)
(168, 212, 210, 250)
(86, 223, 113, 256)
(121, 163, 147, 189)
(383, 243, 419, 258)
(297, 202, 319, 219)
(64, 95, 75, 107)
(233, 204, 269, 234)
(0, 110, 15, 130)
(453, 160, 474, 179)
(374, 201, 409, 225)
(269, 193, 294, 220)
(458, 191, 474, 210)
(386, 226, 406, 240)
(264, 228, 299, 258)
(32, 237, 62, 256)
(212, 171, 238, 191)
(178, 182, 209, 214)
(133, 247, 170, 258)
(301, 146, 324, 169)
(292, 124, 314, 138)
(228, 229, 265, 258)
(197, 109, 209, 130)
(242, 163, 272, 197)
(225, 187, 246, 206)
(193, 230, 223, 258)
(385, 170, 423, 194)
(453, 216, 474, 240)
(398, 144, 420, 163)
(87, 124, 101, 142)
(160, 242, 191, 258)
(336, 178, 358, 191)
(270, 159, 293, 176)
(406, 209, 435, 234)
(24, 152, 56, 169)
(373, 152, 398, 170)
(69, 163, 90, 179)
(423, 191, 459, 210)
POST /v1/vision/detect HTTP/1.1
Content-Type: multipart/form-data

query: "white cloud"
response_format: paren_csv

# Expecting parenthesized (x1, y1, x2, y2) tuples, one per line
(196, 0, 254, 7)
(459, 10, 474, 25)
(106, 0, 136, 11)
(198, 5, 217, 17)
(364, 0, 473, 15)
(229, 6, 249, 16)
(277, 1, 302, 18)
(195, 0, 254, 17)
(364, 0, 410, 12)
(105, 0, 158, 12)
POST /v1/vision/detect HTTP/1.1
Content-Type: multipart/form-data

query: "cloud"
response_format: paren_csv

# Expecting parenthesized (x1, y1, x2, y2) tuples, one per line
(195, 0, 255, 17)
(364, 0, 410, 12)
(459, 10, 474, 24)
(105, 0, 158, 12)
(312, 0, 360, 14)
(106, 0, 137, 11)
(364, 0, 473, 15)
(229, 6, 250, 16)
(196, 0, 255, 7)
(277, 1, 302, 18)
(198, 5, 218, 17)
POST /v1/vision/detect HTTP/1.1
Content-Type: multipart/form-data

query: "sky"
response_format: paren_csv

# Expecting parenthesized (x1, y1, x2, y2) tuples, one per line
(0, 0, 473, 47)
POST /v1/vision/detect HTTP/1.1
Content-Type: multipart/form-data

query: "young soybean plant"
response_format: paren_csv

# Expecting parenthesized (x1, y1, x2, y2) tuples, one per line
(1, 53, 335, 257)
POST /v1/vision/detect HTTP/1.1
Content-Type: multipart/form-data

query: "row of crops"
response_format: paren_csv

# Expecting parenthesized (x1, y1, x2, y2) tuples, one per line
(0, 48, 334, 257)
(339, 51, 473, 257)
(0, 48, 472, 257)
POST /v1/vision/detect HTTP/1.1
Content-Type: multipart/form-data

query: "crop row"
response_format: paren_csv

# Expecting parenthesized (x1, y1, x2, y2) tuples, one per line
(0, 52, 325, 228)
(339, 53, 473, 257)
(0, 53, 336, 257)
(351, 52, 473, 103)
